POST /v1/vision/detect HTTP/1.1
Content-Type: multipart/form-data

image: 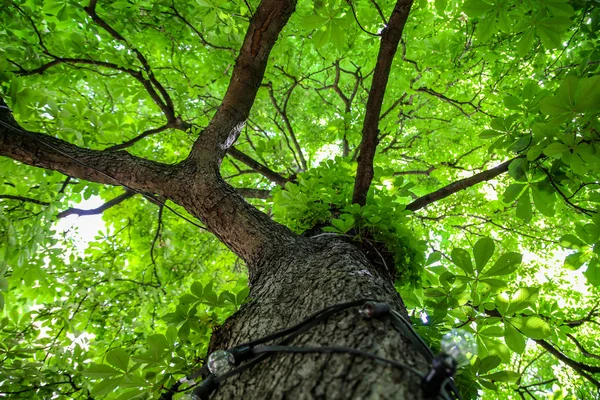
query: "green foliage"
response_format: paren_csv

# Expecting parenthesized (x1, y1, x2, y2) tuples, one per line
(272, 158, 356, 233)
(1, 0, 600, 398)
(272, 157, 425, 284)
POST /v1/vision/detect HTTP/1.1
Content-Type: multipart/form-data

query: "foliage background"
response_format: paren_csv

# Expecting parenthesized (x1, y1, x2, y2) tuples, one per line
(0, 0, 599, 398)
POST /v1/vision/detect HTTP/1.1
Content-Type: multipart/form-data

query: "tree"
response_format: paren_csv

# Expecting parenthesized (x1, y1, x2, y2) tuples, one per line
(0, 0, 599, 398)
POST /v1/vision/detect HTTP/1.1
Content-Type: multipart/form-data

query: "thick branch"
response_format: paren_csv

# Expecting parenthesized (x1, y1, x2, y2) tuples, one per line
(406, 158, 517, 212)
(228, 147, 287, 186)
(0, 100, 174, 195)
(57, 191, 135, 218)
(534, 339, 600, 388)
(189, 0, 297, 164)
(352, 0, 414, 206)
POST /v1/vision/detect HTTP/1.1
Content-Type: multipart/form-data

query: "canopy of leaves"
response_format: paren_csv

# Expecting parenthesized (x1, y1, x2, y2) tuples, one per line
(0, 0, 599, 399)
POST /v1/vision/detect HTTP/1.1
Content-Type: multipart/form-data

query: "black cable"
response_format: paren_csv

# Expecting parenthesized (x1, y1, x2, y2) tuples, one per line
(390, 309, 434, 362)
(240, 299, 376, 348)
(253, 345, 425, 378)
(179, 300, 377, 398)
(172, 300, 465, 400)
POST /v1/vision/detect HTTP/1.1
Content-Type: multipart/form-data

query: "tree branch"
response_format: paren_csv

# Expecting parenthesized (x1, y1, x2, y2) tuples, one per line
(534, 338, 600, 388)
(266, 82, 307, 170)
(56, 191, 135, 219)
(352, 0, 414, 206)
(566, 333, 600, 360)
(104, 124, 171, 152)
(9, 1, 179, 125)
(476, 304, 600, 390)
(540, 166, 595, 216)
(189, 0, 298, 165)
(0, 194, 50, 206)
(168, 4, 236, 52)
(0, 99, 174, 195)
(84, 0, 175, 119)
(228, 147, 288, 186)
(406, 158, 517, 212)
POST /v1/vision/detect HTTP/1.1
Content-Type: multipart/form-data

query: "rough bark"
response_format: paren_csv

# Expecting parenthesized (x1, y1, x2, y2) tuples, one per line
(0, 2, 436, 398)
(207, 236, 429, 399)
(168, 163, 297, 267)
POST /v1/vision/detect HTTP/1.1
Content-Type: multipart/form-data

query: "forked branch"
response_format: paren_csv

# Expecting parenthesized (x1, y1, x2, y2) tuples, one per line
(57, 191, 135, 219)
(189, 0, 297, 165)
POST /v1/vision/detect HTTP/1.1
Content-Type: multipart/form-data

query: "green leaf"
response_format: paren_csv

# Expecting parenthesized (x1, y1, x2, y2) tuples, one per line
(435, 0, 447, 12)
(147, 334, 169, 352)
(106, 349, 129, 372)
(503, 95, 521, 110)
(114, 389, 146, 400)
(506, 287, 539, 315)
(503, 184, 525, 203)
(478, 355, 501, 374)
(515, 189, 532, 223)
(576, 75, 600, 111)
(543, 142, 568, 158)
(476, 15, 497, 42)
(541, 0, 574, 16)
(527, 144, 544, 161)
(426, 252, 442, 265)
(504, 322, 525, 354)
(479, 379, 499, 391)
(483, 253, 522, 277)
(479, 129, 503, 139)
(298, 14, 329, 30)
(451, 248, 474, 275)
(462, 0, 494, 17)
(84, 364, 123, 379)
(517, 28, 535, 57)
(480, 370, 521, 382)
(329, 22, 345, 51)
(178, 321, 191, 340)
(190, 282, 204, 298)
(564, 252, 586, 270)
(509, 316, 551, 339)
(495, 291, 510, 315)
(584, 260, 600, 287)
(531, 183, 555, 217)
(559, 234, 585, 249)
(236, 287, 250, 304)
(91, 377, 124, 397)
(537, 17, 572, 49)
(479, 325, 504, 338)
(473, 237, 495, 273)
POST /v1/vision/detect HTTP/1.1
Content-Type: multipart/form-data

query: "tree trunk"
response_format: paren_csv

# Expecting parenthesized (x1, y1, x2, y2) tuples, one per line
(207, 236, 429, 399)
